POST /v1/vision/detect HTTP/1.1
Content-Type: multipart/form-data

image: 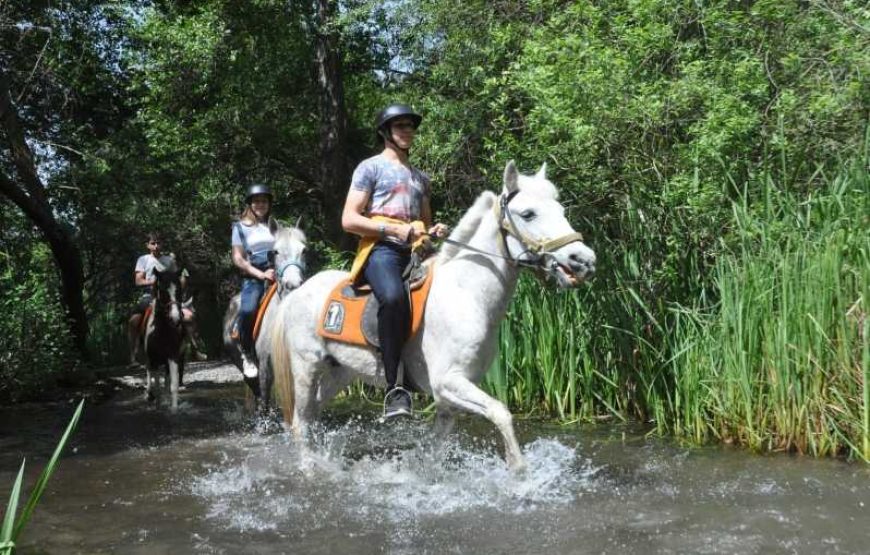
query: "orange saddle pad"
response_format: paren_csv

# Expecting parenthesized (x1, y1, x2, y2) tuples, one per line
(317, 265, 435, 347)
(252, 282, 278, 342)
(229, 282, 278, 343)
(138, 305, 153, 336)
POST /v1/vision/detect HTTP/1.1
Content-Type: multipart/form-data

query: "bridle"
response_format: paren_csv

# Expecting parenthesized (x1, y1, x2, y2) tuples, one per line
(275, 251, 307, 295)
(441, 190, 585, 284)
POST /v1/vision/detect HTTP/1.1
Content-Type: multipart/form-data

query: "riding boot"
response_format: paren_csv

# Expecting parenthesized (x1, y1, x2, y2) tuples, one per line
(184, 322, 208, 361)
(383, 386, 412, 419)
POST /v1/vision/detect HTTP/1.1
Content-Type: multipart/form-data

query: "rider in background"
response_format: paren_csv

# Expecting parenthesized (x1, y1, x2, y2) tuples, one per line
(128, 232, 206, 366)
(341, 103, 448, 419)
(232, 183, 277, 379)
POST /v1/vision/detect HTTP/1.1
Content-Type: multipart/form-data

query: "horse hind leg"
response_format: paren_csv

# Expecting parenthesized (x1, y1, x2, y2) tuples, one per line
(432, 372, 527, 472)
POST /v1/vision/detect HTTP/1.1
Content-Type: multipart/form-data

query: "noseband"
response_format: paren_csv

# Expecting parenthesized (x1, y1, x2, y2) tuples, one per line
(276, 254, 306, 294)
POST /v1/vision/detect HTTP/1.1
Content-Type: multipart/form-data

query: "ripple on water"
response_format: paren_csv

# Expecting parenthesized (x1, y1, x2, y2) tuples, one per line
(188, 418, 600, 532)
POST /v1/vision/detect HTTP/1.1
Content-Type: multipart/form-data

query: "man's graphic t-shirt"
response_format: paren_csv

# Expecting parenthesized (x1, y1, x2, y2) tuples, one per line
(350, 154, 430, 223)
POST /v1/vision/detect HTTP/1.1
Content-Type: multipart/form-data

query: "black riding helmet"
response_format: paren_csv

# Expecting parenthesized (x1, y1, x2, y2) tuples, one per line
(245, 183, 272, 204)
(375, 103, 422, 143)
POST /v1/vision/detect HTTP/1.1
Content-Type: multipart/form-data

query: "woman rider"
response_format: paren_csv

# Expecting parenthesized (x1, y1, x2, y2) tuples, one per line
(341, 103, 448, 418)
(232, 183, 277, 378)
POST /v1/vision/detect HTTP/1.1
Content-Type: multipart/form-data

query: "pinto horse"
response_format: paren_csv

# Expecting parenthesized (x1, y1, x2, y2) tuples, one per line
(222, 223, 307, 414)
(271, 161, 596, 470)
(143, 258, 186, 412)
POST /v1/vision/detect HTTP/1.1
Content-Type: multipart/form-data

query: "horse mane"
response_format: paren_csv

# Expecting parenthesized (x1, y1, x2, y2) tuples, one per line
(437, 190, 497, 263)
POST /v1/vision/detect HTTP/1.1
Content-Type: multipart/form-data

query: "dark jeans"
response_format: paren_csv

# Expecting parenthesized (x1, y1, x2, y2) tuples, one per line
(135, 292, 153, 313)
(238, 277, 265, 353)
(363, 242, 411, 389)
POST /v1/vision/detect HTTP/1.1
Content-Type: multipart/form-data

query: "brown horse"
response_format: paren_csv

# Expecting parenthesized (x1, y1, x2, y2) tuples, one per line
(143, 258, 186, 412)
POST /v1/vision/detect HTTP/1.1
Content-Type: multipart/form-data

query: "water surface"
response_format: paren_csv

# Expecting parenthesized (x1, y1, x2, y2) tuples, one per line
(1, 366, 867, 554)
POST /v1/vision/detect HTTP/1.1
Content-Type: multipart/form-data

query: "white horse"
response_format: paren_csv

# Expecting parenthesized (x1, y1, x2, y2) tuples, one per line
(271, 161, 596, 470)
(222, 223, 307, 413)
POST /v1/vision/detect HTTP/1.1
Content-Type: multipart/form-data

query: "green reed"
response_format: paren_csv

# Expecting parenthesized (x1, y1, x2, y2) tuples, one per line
(1, 400, 83, 554)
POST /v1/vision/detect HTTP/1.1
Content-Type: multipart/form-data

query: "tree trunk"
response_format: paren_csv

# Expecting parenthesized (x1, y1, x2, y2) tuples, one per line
(313, 0, 352, 248)
(0, 68, 89, 358)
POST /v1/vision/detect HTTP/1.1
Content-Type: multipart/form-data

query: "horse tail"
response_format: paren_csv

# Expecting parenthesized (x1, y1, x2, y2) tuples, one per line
(270, 307, 295, 428)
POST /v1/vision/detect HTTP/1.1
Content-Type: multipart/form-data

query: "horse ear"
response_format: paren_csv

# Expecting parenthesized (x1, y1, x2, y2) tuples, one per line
(295, 215, 302, 230)
(269, 217, 279, 234)
(535, 162, 547, 180)
(503, 160, 519, 194)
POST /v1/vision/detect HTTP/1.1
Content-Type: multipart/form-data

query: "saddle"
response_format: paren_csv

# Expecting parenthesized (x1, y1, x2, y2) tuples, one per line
(317, 262, 435, 348)
(230, 282, 278, 343)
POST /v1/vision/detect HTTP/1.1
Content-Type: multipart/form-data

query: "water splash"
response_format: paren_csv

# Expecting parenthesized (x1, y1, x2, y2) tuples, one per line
(189, 417, 598, 531)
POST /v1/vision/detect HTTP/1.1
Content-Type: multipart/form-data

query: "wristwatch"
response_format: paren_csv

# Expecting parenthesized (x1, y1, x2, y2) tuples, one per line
(378, 223, 386, 239)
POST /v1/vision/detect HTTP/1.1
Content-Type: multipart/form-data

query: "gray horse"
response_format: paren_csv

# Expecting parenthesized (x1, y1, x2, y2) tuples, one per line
(222, 223, 307, 414)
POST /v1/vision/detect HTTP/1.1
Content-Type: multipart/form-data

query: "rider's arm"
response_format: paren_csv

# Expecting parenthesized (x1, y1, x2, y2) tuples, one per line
(342, 189, 414, 241)
(232, 245, 270, 280)
(134, 270, 153, 287)
(420, 193, 449, 238)
(421, 196, 433, 229)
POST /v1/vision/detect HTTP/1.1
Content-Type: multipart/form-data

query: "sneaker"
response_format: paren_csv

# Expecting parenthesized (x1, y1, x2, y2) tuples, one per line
(241, 352, 259, 378)
(383, 387, 413, 419)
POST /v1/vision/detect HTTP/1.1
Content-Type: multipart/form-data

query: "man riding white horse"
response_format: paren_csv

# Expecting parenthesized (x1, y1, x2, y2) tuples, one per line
(341, 103, 449, 418)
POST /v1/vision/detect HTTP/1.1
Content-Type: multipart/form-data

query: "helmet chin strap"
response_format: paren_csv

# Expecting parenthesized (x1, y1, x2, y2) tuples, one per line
(380, 129, 410, 156)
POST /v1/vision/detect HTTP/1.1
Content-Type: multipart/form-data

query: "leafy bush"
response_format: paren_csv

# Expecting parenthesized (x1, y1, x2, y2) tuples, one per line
(0, 242, 77, 403)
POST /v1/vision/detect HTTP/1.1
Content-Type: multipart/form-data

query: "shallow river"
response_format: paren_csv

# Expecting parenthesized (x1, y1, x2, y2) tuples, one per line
(1, 364, 867, 554)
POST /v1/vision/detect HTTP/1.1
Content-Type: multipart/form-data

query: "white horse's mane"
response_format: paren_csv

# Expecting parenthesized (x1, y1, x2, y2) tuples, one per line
(436, 165, 558, 263)
(437, 190, 497, 263)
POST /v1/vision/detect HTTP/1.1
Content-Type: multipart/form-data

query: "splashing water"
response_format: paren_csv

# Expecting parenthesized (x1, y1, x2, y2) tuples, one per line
(189, 417, 599, 532)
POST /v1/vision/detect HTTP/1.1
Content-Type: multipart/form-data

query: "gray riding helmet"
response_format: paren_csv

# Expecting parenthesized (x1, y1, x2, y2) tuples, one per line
(375, 103, 422, 142)
(245, 183, 273, 203)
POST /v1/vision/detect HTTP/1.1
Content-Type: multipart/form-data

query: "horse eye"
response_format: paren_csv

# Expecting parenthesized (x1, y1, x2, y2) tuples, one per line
(520, 209, 536, 221)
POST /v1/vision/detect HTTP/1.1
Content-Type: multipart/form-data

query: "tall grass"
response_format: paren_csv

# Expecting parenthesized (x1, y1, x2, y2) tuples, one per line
(486, 154, 868, 460)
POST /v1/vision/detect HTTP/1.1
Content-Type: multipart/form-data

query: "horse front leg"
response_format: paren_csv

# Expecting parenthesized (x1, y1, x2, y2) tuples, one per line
(433, 406, 456, 438)
(167, 359, 179, 413)
(432, 372, 526, 472)
(144, 365, 154, 402)
(257, 354, 273, 415)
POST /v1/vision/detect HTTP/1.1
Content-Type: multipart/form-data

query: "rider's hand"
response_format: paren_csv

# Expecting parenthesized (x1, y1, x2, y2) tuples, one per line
(428, 223, 449, 238)
(262, 268, 276, 282)
(398, 223, 416, 243)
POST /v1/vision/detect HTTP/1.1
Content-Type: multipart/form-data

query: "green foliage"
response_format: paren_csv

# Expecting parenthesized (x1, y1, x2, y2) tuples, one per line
(0, 400, 83, 553)
(0, 218, 77, 402)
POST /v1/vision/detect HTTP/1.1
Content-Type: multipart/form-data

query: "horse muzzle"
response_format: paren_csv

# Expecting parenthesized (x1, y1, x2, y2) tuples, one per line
(547, 246, 596, 287)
